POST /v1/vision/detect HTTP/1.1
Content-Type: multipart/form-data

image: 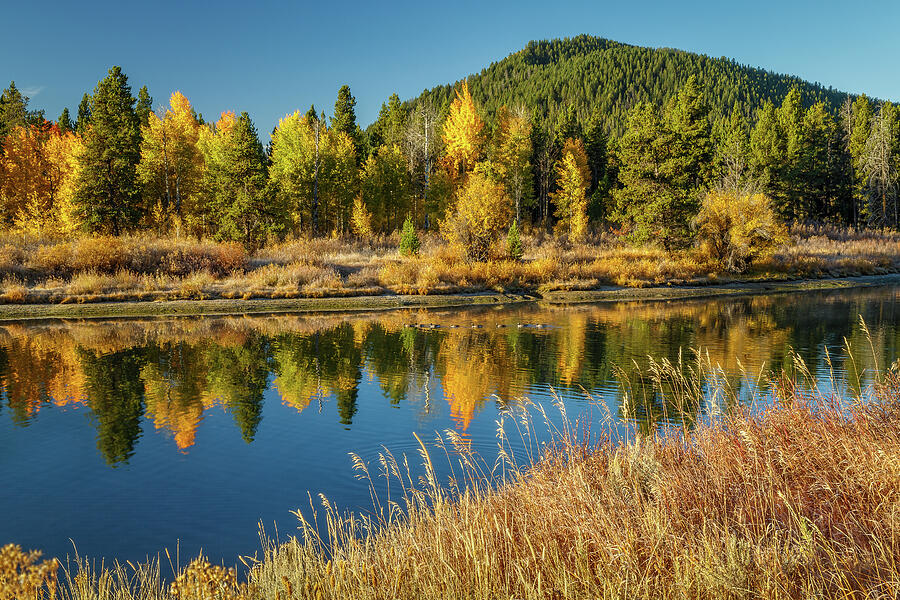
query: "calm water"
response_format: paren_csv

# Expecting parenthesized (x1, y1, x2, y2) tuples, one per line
(1, 286, 899, 567)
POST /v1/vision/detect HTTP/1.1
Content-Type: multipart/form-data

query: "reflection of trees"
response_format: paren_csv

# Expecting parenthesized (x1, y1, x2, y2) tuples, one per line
(78, 348, 146, 465)
(141, 343, 209, 450)
(204, 337, 269, 443)
(0, 286, 897, 457)
(272, 324, 364, 425)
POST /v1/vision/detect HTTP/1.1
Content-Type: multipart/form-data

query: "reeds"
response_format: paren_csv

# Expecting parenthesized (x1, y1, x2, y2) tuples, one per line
(5, 339, 899, 599)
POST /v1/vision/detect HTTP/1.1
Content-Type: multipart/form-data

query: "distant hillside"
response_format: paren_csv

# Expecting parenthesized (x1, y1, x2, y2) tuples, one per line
(404, 35, 855, 135)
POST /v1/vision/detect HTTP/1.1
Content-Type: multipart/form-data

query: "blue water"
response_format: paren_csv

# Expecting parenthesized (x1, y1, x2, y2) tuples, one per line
(0, 286, 897, 568)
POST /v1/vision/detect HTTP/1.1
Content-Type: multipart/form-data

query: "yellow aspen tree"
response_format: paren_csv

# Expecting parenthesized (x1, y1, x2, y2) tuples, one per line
(138, 91, 203, 233)
(42, 127, 83, 235)
(494, 106, 533, 225)
(441, 81, 484, 176)
(552, 150, 589, 243)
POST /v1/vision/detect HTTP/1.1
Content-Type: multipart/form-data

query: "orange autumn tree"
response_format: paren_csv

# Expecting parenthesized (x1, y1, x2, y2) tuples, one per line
(441, 81, 484, 177)
(0, 122, 83, 236)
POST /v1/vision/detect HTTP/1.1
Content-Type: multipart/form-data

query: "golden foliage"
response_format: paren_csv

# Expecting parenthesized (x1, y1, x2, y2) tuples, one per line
(138, 91, 203, 234)
(441, 81, 484, 175)
(441, 172, 511, 261)
(350, 194, 373, 238)
(0, 123, 82, 237)
(695, 190, 788, 272)
(551, 146, 590, 243)
(170, 556, 251, 600)
(0, 544, 58, 600)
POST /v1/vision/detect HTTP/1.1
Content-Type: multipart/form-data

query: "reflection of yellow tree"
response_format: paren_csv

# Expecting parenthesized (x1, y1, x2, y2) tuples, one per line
(0, 337, 86, 420)
(141, 360, 211, 451)
(435, 331, 528, 432)
(556, 313, 587, 385)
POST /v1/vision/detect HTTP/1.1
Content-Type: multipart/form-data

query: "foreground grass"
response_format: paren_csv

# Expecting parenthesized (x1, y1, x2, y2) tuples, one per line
(0, 225, 897, 305)
(3, 351, 900, 599)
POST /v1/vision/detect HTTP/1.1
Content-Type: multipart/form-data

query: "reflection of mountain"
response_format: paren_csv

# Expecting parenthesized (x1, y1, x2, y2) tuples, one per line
(0, 287, 896, 463)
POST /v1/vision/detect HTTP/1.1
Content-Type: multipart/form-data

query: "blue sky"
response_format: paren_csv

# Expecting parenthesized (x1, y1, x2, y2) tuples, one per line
(3, 0, 899, 136)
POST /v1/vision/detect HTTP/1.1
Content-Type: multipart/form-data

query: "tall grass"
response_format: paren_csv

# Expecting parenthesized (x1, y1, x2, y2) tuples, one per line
(3, 341, 899, 599)
(0, 226, 897, 304)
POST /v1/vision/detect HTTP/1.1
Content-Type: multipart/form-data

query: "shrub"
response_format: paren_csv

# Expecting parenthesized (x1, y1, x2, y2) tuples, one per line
(694, 190, 788, 272)
(399, 215, 420, 256)
(442, 172, 512, 261)
(0, 543, 58, 599)
(507, 220, 524, 260)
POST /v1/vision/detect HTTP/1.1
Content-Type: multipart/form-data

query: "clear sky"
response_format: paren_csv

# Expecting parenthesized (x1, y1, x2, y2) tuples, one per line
(2, 0, 899, 136)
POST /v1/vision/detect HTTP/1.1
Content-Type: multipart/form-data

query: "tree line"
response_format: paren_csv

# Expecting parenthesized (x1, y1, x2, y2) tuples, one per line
(0, 61, 897, 253)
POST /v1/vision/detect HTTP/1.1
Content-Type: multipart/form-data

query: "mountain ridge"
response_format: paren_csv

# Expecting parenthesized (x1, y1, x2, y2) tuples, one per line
(400, 34, 864, 134)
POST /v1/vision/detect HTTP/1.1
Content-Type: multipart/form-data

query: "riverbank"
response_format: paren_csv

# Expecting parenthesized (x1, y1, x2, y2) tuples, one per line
(0, 225, 898, 320)
(0, 272, 898, 321)
(5, 356, 899, 599)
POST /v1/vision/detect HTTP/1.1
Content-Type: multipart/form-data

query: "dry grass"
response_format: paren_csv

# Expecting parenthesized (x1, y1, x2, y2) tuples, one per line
(5, 345, 900, 599)
(0, 226, 896, 304)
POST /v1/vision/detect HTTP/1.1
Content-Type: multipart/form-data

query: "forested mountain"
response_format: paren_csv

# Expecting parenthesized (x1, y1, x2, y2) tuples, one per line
(403, 35, 856, 135)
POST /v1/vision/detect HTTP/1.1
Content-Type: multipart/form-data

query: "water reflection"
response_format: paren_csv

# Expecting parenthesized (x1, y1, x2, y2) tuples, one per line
(1, 287, 897, 466)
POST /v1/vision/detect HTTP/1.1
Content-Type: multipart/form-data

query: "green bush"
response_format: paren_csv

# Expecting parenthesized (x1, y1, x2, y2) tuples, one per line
(399, 215, 420, 256)
(507, 220, 523, 260)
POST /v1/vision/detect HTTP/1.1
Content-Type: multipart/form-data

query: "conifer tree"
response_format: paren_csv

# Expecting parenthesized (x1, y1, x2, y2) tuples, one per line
(554, 104, 580, 147)
(368, 93, 407, 153)
(73, 66, 143, 234)
(0, 82, 29, 141)
(507, 219, 523, 260)
(399, 214, 420, 256)
(849, 96, 873, 224)
(136, 85, 153, 126)
(612, 78, 712, 247)
(331, 85, 362, 162)
(584, 109, 608, 194)
(213, 111, 274, 245)
(75, 93, 92, 134)
(57, 107, 73, 133)
(713, 106, 750, 189)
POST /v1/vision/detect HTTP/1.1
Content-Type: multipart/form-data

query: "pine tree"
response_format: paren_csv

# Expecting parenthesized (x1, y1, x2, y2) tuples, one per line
(75, 93, 92, 134)
(849, 96, 873, 224)
(749, 101, 784, 200)
(776, 87, 805, 219)
(57, 107, 73, 133)
(507, 219, 523, 260)
(73, 66, 143, 234)
(368, 93, 407, 153)
(0, 81, 29, 140)
(214, 111, 274, 246)
(713, 106, 750, 189)
(399, 214, 420, 256)
(331, 85, 362, 162)
(136, 85, 153, 126)
(584, 108, 608, 194)
(554, 104, 580, 148)
(612, 78, 713, 247)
